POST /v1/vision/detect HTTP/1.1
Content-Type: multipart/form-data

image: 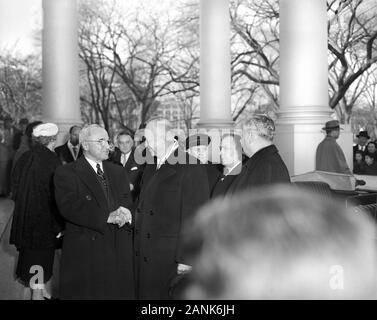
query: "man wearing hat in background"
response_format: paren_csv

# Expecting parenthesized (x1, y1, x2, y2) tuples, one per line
(316, 120, 351, 174)
(353, 130, 370, 157)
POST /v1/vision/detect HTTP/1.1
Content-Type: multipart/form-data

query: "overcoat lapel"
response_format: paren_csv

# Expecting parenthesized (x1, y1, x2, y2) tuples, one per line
(103, 160, 118, 201)
(155, 164, 176, 183)
(124, 149, 135, 170)
(75, 157, 109, 214)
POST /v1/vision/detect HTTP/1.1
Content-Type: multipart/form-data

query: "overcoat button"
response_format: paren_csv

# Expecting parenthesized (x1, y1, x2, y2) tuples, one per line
(149, 210, 154, 216)
(147, 233, 151, 238)
(143, 257, 148, 262)
(86, 195, 92, 201)
(91, 236, 96, 241)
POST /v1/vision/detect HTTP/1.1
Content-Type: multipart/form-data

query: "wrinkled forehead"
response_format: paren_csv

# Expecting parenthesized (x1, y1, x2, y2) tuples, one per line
(118, 134, 133, 143)
(89, 127, 108, 140)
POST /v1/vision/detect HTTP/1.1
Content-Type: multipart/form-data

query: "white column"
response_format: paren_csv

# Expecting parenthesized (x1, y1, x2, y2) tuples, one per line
(199, 0, 233, 128)
(42, 0, 81, 145)
(275, 0, 352, 175)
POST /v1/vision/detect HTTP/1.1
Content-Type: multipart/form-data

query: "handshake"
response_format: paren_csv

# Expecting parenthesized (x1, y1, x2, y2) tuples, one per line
(107, 206, 132, 228)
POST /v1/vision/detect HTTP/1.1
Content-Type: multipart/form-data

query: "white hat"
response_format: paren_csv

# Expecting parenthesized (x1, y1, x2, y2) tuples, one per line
(33, 123, 59, 137)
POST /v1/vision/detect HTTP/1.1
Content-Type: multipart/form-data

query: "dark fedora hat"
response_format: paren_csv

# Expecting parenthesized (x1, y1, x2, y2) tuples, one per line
(356, 130, 370, 139)
(322, 120, 343, 131)
(185, 133, 211, 150)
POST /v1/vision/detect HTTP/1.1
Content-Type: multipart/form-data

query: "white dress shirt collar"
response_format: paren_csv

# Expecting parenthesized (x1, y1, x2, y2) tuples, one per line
(85, 156, 103, 173)
(121, 150, 132, 166)
(224, 160, 242, 176)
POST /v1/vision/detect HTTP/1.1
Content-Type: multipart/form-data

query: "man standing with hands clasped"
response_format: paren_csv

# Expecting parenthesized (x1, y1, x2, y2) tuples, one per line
(54, 124, 135, 299)
(134, 117, 209, 299)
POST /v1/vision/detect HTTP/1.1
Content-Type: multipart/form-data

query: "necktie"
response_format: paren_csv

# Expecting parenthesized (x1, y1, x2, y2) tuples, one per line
(96, 163, 108, 193)
(73, 146, 78, 159)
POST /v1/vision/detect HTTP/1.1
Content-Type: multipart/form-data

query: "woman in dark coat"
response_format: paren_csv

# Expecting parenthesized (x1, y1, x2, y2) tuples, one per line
(12, 121, 43, 172)
(10, 123, 64, 300)
(185, 133, 222, 195)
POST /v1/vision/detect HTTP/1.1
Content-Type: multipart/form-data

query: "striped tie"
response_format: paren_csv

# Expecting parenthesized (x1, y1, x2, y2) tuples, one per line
(96, 163, 108, 193)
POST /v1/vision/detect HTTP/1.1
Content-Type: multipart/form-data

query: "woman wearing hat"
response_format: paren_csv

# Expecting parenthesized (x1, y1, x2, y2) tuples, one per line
(185, 133, 222, 194)
(10, 123, 64, 300)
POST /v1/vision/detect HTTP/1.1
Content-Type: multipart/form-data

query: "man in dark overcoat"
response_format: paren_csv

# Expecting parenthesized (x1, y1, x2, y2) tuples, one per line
(55, 125, 83, 164)
(134, 118, 209, 299)
(109, 132, 145, 201)
(353, 130, 369, 157)
(54, 124, 135, 300)
(315, 120, 351, 175)
(227, 115, 290, 195)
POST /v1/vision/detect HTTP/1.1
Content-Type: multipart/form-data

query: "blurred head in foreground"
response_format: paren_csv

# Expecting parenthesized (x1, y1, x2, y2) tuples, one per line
(185, 185, 377, 299)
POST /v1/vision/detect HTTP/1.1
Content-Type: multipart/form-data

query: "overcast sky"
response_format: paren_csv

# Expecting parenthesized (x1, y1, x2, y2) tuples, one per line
(0, 0, 41, 55)
(0, 0, 181, 56)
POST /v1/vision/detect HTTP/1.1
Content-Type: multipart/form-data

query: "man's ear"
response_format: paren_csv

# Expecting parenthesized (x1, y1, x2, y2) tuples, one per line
(81, 141, 89, 151)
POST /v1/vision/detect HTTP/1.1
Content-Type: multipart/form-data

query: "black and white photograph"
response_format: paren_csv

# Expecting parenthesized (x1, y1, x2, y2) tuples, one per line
(0, 0, 377, 309)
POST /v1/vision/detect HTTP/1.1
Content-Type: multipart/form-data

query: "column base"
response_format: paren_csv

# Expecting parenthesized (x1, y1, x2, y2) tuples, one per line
(274, 123, 353, 176)
(277, 106, 333, 125)
(197, 118, 234, 129)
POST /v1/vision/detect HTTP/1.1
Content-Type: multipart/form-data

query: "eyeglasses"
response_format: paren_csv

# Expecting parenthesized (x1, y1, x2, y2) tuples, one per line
(85, 139, 112, 147)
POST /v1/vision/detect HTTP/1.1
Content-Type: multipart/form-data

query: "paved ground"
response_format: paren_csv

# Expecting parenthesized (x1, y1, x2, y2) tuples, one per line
(0, 198, 25, 300)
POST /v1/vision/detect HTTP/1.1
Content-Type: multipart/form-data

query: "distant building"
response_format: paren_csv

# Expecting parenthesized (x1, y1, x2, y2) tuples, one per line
(153, 97, 185, 130)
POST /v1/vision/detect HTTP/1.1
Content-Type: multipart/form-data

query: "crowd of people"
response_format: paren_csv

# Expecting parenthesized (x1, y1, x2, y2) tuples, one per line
(353, 131, 377, 175)
(1, 114, 377, 300)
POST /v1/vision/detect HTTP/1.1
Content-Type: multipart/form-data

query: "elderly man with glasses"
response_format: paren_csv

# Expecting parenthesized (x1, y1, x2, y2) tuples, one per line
(54, 124, 135, 300)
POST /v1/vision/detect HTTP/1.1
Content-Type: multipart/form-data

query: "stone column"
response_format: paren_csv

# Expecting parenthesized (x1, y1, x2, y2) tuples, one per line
(275, 0, 353, 175)
(42, 0, 81, 145)
(199, 0, 233, 129)
(199, 0, 234, 164)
